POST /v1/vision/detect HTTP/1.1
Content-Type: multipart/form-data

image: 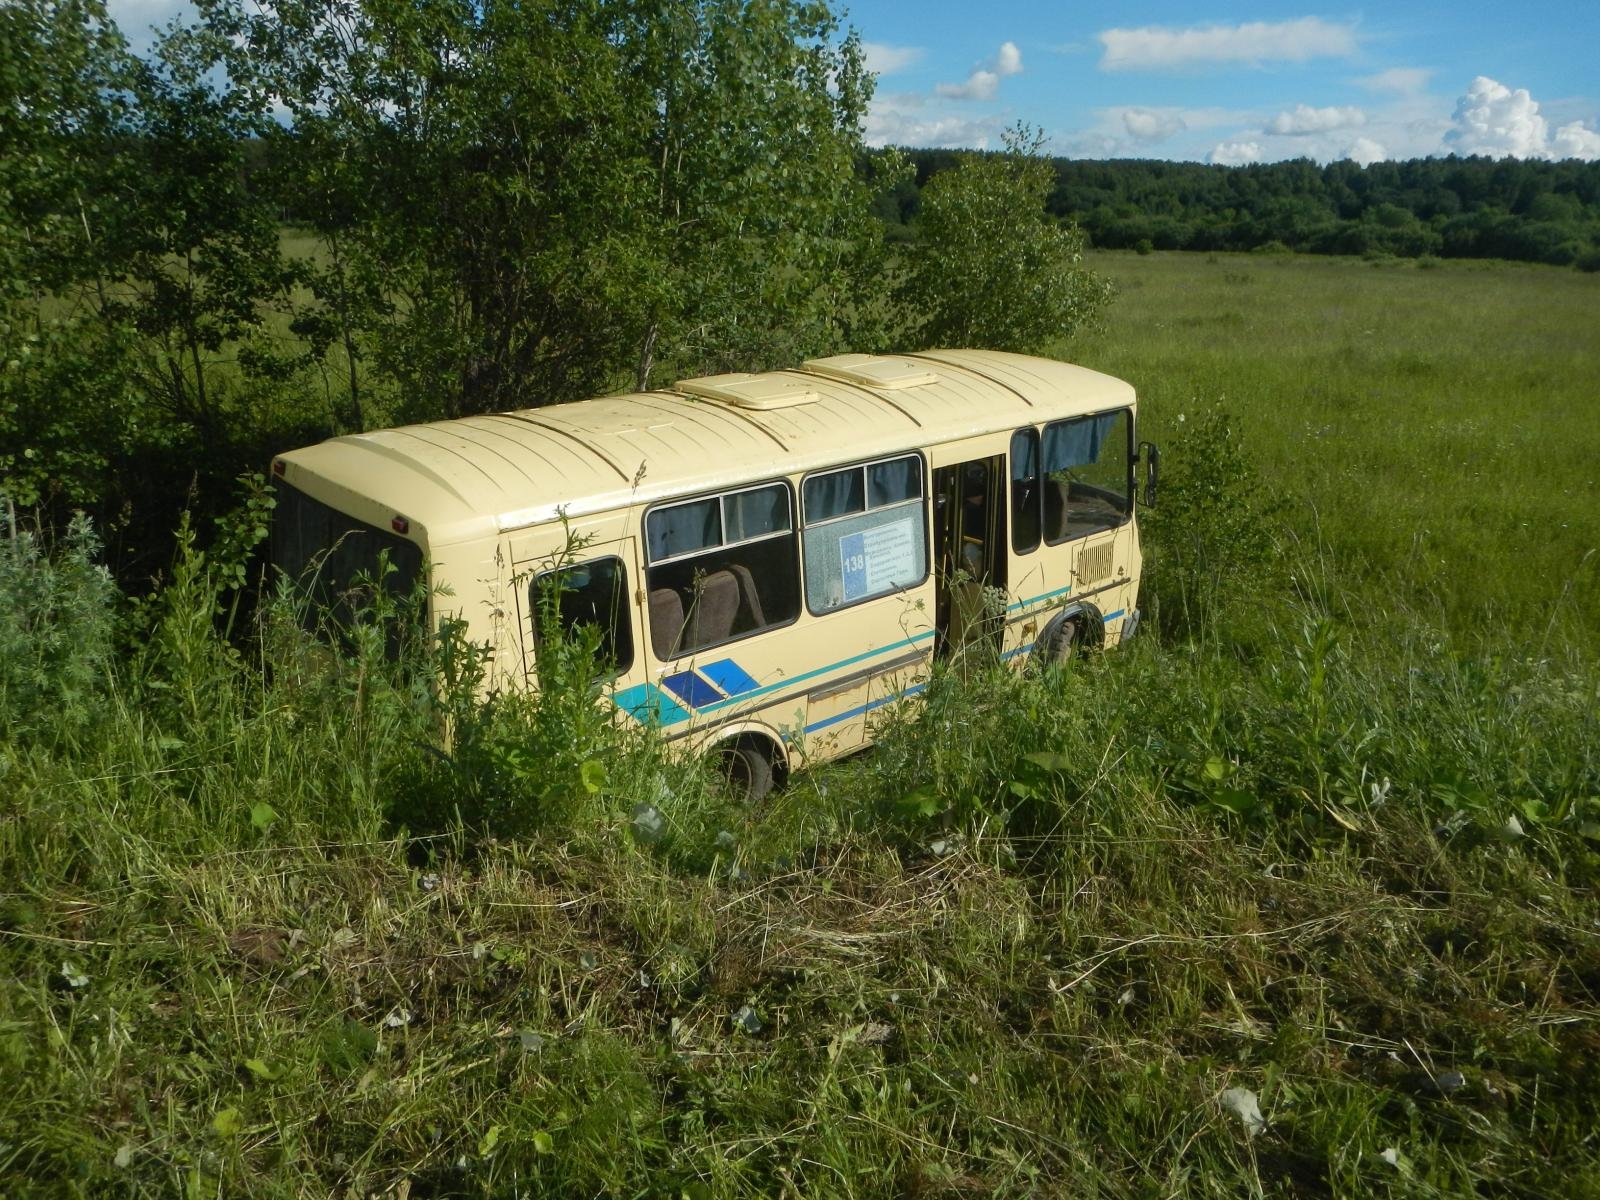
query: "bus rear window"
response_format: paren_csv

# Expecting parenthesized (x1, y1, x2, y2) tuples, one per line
(271, 481, 424, 627)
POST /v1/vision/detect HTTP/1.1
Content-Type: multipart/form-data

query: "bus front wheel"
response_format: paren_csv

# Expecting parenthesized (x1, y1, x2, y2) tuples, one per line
(717, 738, 776, 804)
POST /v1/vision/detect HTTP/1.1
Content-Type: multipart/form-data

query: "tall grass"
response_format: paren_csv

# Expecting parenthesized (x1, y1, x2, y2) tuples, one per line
(1073, 251, 1600, 648)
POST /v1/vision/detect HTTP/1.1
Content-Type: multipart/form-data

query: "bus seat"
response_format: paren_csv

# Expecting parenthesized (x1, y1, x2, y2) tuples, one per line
(688, 570, 740, 649)
(727, 563, 766, 630)
(649, 587, 686, 659)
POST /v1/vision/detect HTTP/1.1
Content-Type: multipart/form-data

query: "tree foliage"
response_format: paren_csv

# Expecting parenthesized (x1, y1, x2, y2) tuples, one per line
(2, 0, 299, 558)
(902, 127, 1110, 353)
(888, 151, 1600, 266)
(213, 0, 898, 419)
(3, 0, 1116, 579)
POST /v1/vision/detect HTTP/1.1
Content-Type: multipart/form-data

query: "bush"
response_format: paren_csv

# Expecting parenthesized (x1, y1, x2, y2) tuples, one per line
(1137, 408, 1286, 639)
(0, 503, 117, 744)
(903, 125, 1110, 352)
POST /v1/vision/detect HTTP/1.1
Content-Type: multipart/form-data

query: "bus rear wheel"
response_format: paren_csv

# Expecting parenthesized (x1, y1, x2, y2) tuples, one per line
(717, 738, 776, 804)
(1035, 612, 1083, 669)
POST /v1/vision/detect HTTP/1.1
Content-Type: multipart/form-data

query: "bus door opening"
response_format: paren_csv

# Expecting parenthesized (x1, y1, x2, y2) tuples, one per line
(933, 455, 1006, 658)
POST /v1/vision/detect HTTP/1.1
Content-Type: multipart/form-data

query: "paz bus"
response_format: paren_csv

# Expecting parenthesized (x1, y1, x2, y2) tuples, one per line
(270, 350, 1157, 798)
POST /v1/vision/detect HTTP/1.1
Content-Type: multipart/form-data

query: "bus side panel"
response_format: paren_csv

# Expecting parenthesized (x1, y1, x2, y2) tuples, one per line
(424, 538, 524, 692)
(639, 580, 934, 770)
(788, 586, 936, 761)
(506, 514, 653, 704)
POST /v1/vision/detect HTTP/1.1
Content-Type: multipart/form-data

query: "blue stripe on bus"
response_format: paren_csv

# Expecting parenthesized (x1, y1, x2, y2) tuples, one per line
(610, 632, 937, 728)
(661, 670, 724, 708)
(700, 658, 759, 697)
(611, 598, 1118, 729)
(803, 683, 929, 734)
(1007, 583, 1072, 612)
(612, 682, 690, 725)
(689, 630, 938, 719)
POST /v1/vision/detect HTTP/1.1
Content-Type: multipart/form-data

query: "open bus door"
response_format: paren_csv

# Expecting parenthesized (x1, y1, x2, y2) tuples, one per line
(932, 455, 1006, 659)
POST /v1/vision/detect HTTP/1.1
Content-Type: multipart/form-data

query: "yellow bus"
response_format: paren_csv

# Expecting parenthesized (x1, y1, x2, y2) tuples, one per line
(270, 350, 1157, 797)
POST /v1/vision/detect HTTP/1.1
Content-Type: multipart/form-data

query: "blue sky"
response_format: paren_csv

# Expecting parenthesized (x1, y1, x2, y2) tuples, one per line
(846, 0, 1600, 162)
(106, 0, 1600, 164)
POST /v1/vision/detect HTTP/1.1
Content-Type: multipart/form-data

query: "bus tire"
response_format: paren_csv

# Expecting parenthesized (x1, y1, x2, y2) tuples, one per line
(1035, 611, 1084, 669)
(717, 737, 776, 804)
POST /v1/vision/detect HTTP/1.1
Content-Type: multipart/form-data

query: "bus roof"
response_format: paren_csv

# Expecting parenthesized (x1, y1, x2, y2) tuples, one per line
(276, 350, 1136, 547)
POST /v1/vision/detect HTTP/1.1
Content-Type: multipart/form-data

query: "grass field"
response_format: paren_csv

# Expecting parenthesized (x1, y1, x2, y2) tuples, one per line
(1074, 250, 1600, 646)
(2, 252, 1597, 1198)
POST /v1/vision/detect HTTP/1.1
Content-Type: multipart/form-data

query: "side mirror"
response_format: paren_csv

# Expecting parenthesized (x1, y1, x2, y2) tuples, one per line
(1138, 441, 1159, 507)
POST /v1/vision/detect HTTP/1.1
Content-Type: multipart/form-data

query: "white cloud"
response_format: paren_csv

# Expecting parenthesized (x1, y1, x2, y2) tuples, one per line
(937, 71, 1000, 101)
(1099, 18, 1358, 72)
(1061, 106, 1256, 159)
(1444, 76, 1600, 161)
(1355, 67, 1433, 95)
(1447, 76, 1547, 157)
(1122, 108, 1187, 142)
(1210, 141, 1264, 166)
(1268, 104, 1366, 135)
(937, 42, 1023, 101)
(1344, 136, 1387, 166)
(863, 43, 924, 78)
(1552, 121, 1600, 160)
(864, 92, 1005, 149)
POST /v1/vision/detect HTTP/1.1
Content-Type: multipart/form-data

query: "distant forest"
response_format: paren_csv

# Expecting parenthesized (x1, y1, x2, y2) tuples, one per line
(886, 153, 1600, 267)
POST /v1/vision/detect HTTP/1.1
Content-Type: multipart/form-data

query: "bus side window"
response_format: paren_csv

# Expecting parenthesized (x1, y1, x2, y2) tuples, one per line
(644, 483, 801, 659)
(1010, 428, 1041, 554)
(531, 556, 634, 673)
(802, 454, 928, 614)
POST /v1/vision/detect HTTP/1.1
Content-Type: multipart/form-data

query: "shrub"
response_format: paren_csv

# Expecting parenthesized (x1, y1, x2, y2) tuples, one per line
(1138, 408, 1285, 639)
(0, 502, 117, 744)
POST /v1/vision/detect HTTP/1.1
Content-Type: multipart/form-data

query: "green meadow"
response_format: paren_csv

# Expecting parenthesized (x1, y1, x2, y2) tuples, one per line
(2, 252, 1597, 1198)
(1074, 250, 1600, 645)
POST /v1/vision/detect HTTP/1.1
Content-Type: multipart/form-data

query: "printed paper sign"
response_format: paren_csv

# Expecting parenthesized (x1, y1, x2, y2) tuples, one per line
(839, 518, 918, 603)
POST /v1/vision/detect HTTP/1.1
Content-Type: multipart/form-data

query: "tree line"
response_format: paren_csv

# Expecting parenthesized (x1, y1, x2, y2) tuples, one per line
(885, 152, 1600, 267)
(2, 0, 1100, 581)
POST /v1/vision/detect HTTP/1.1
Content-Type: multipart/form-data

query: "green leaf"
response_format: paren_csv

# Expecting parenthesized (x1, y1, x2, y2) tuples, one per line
(578, 759, 606, 795)
(1022, 751, 1073, 772)
(1203, 755, 1230, 781)
(243, 1058, 280, 1081)
(531, 1130, 554, 1155)
(478, 1125, 501, 1156)
(1210, 787, 1257, 816)
(249, 802, 277, 832)
(898, 786, 942, 818)
(211, 1107, 243, 1138)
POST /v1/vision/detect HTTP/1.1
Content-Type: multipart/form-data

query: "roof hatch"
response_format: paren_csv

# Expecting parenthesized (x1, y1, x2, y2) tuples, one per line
(675, 372, 819, 410)
(801, 354, 939, 390)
